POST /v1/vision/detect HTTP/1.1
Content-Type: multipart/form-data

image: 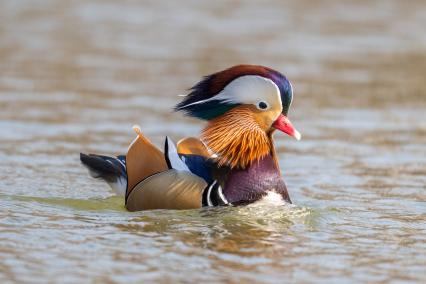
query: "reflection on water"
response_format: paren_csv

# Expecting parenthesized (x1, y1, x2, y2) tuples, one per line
(1, 0, 425, 283)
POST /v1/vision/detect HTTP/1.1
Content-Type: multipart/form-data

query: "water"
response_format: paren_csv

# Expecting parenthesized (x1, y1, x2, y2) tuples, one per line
(1, 0, 425, 283)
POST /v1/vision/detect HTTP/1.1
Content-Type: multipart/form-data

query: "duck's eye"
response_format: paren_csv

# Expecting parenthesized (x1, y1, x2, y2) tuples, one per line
(256, 101, 269, 110)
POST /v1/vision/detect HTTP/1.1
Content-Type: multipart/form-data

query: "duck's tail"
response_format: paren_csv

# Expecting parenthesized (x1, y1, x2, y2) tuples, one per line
(80, 153, 127, 196)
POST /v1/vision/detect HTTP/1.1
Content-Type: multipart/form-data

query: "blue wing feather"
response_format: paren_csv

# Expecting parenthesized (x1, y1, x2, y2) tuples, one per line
(180, 154, 214, 184)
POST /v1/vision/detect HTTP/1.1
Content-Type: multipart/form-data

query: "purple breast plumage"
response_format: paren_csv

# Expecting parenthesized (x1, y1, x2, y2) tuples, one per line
(223, 155, 290, 205)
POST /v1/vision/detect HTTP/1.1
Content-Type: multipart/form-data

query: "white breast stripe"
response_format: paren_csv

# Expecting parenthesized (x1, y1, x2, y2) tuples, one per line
(217, 185, 229, 205)
(206, 180, 217, 206)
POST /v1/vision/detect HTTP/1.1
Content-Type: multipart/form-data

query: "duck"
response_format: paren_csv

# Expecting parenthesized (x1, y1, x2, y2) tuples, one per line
(80, 65, 301, 211)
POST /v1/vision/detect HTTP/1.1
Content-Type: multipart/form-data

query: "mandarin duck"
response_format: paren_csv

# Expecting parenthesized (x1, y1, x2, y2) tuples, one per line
(80, 65, 301, 211)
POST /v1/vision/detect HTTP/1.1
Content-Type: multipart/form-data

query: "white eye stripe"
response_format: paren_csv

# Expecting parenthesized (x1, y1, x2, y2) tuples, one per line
(183, 75, 282, 111)
(224, 76, 281, 107)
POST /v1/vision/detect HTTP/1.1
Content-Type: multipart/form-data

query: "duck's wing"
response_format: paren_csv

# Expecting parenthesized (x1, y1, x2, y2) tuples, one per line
(176, 136, 218, 183)
(125, 136, 228, 210)
(180, 154, 214, 184)
(126, 137, 206, 210)
(80, 127, 227, 209)
(126, 169, 208, 211)
(126, 126, 168, 197)
(177, 137, 210, 157)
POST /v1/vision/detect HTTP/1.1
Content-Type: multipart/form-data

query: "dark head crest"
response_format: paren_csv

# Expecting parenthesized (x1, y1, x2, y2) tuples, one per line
(175, 65, 293, 120)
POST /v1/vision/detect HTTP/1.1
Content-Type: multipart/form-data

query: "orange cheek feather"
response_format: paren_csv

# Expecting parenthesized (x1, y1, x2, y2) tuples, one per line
(201, 106, 273, 169)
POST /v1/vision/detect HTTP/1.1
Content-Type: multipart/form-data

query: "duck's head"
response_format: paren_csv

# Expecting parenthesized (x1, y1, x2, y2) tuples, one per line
(175, 65, 300, 169)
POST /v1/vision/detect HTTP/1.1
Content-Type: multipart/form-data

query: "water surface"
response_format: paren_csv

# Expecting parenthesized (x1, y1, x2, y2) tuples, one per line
(1, 0, 425, 283)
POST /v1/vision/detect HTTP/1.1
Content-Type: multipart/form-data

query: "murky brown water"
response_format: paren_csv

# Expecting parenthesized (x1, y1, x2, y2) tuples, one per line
(1, 0, 425, 283)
